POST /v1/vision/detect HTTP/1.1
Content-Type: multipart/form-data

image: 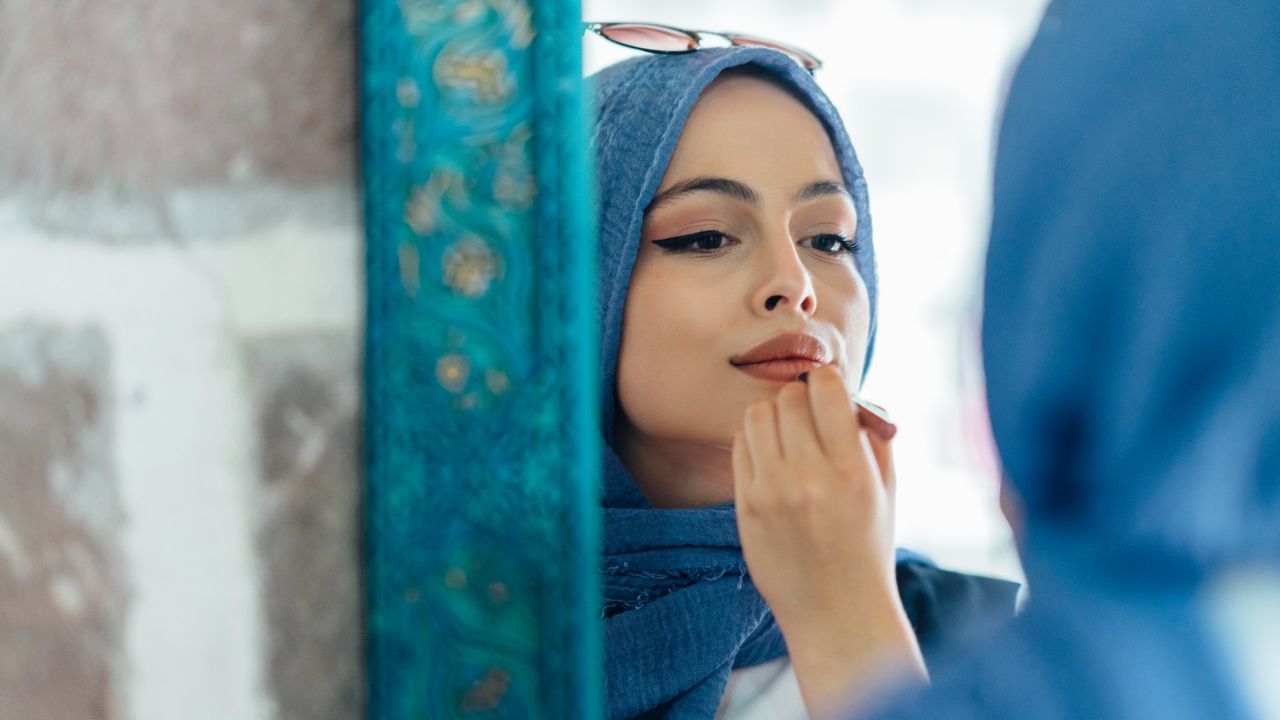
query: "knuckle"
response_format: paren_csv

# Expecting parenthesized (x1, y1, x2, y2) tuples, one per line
(781, 482, 824, 512)
(780, 492, 805, 512)
(749, 490, 777, 514)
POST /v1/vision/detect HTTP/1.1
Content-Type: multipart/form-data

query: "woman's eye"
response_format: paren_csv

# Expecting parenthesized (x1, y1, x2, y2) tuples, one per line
(803, 233, 859, 255)
(652, 230, 735, 253)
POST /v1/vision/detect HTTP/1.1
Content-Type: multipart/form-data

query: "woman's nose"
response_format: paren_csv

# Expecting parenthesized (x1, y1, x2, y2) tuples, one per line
(751, 235, 817, 316)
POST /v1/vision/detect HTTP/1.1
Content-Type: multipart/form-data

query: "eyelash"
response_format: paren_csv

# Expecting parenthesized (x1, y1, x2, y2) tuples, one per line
(652, 230, 861, 255)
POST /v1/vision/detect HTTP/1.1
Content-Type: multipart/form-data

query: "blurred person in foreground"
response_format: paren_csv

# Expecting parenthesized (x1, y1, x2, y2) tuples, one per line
(837, 1, 1280, 718)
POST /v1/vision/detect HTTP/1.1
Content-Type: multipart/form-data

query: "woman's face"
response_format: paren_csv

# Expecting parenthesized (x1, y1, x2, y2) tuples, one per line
(615, 73, 871, 466)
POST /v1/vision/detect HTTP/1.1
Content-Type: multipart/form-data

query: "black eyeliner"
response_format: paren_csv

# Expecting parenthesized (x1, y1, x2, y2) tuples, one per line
(810, 233, 860, 254)
(650, 231, 859, 254)
(651, 230, 729, 252)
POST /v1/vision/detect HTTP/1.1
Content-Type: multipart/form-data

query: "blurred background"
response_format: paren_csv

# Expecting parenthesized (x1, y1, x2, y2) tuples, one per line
(0, 1, 1043, 718)
(585, 0, 1049, 582)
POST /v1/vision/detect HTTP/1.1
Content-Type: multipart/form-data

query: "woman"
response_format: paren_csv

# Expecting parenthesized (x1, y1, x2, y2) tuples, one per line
(589, 43, 1017, 719)
(849, 2, 1280, 719)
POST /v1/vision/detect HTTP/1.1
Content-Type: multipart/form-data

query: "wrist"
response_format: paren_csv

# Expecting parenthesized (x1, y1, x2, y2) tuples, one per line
(773, 575, 903, 645)
(780, 589, 915, 664)
(779, 596, 925, 720)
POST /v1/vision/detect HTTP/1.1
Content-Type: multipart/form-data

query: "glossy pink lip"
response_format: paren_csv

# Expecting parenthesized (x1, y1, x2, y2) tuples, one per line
(730, 332, 832, 382)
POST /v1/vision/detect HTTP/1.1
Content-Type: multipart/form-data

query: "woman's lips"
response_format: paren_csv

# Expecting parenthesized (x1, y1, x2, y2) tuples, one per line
(734, 358, 825, 382)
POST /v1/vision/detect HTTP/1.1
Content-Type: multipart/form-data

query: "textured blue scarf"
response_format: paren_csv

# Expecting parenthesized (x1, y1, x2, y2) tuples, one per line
(856, 2, 1280, 719)
(588, 47, 881, 719)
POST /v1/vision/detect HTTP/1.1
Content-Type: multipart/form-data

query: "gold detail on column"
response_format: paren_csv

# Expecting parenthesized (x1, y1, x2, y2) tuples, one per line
(397, 77, 421, 108)
(493, 0, 534, 49)
(444, 567, 468, 590)
(397, 242, 420, 297)
(460, 668, 512, 711)
(437, 51, 512, 104)
(443, 236, 500, 297)
(484, 370, 509, 396)
(436, 355, 471, 393)
(488, 581, 509, 605)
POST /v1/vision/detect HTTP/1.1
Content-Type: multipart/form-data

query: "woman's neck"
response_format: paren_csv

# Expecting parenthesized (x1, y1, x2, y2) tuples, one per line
(613, 428, 736, 509)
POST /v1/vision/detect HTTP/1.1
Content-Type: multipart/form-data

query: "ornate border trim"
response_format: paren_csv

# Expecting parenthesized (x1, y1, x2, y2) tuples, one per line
(360, 0, 600, 716)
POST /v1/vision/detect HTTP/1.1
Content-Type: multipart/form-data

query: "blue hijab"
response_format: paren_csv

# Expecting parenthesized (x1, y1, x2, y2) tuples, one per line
(856, 2, 1280, 718)
(589, 46, 879, 718)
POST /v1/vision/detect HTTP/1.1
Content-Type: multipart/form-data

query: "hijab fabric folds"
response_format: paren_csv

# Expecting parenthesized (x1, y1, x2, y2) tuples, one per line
(590, 46, 877, 453)
(857, 2, 1280, 718)
(589, 47, 877, 719)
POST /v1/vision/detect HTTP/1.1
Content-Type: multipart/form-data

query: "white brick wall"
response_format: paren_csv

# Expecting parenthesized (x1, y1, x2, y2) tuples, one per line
(0, 188, 360, 719)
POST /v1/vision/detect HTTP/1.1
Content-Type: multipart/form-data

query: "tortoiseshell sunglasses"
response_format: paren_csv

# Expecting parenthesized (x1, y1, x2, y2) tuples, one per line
(585, 21, 823, 74)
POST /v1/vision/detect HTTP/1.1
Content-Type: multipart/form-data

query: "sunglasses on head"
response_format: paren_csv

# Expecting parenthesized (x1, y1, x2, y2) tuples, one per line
(585, 21, 823, 74)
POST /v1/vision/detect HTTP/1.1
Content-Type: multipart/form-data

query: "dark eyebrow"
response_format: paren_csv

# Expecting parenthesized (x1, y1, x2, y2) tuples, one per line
(794, 180, 852, 204)
(645, 177, 757, 215)
(644, 177, 852, 215)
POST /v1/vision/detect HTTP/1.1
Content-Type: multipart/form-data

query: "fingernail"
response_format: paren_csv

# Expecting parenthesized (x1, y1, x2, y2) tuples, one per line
(796, 372, 809, 384)
(854, 396, 898, 441)
(854, 396, 891, 422)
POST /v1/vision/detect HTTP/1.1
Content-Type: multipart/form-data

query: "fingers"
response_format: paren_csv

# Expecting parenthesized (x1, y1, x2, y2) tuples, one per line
(805, 365, 862, 468)
(741, 366, 897, 491)
(742, 398, 782, 476)
(775, 382, 823, 460)
(864, 426, 897, 497)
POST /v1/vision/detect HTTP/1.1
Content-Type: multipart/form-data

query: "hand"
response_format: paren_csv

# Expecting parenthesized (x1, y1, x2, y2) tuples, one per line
(733, 364, 897, 630)
(732, 364, 925, 716)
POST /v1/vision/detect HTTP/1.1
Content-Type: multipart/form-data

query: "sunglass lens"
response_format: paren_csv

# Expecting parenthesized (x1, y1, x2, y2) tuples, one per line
(599, 24, 697, 53)
(727, 36, 821, 70)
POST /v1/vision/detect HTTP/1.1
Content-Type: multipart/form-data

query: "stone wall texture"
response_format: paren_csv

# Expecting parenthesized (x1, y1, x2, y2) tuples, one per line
(0, 325, 125, 720)
(0, 0, 364, 717)
(249, 336, 362, 720)
(0, 0, 355, 194)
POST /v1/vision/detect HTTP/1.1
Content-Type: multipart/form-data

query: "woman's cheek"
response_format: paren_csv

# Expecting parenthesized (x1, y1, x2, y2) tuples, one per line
(817, 271, 872, 376)
(616, 288, 732, 442)
(616, 325, 676, 432)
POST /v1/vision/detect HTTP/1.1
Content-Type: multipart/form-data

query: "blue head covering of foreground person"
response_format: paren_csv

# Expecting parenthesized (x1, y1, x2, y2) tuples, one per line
(589, 46, 1017, 719)
(851, 1, 1280, 719)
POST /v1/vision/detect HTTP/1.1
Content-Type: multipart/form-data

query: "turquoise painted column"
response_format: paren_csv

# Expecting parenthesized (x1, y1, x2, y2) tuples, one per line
(360, 0, 601, 717)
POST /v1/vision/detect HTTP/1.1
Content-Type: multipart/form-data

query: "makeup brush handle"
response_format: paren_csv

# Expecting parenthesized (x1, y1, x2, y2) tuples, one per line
(854, 397, 898, 442)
